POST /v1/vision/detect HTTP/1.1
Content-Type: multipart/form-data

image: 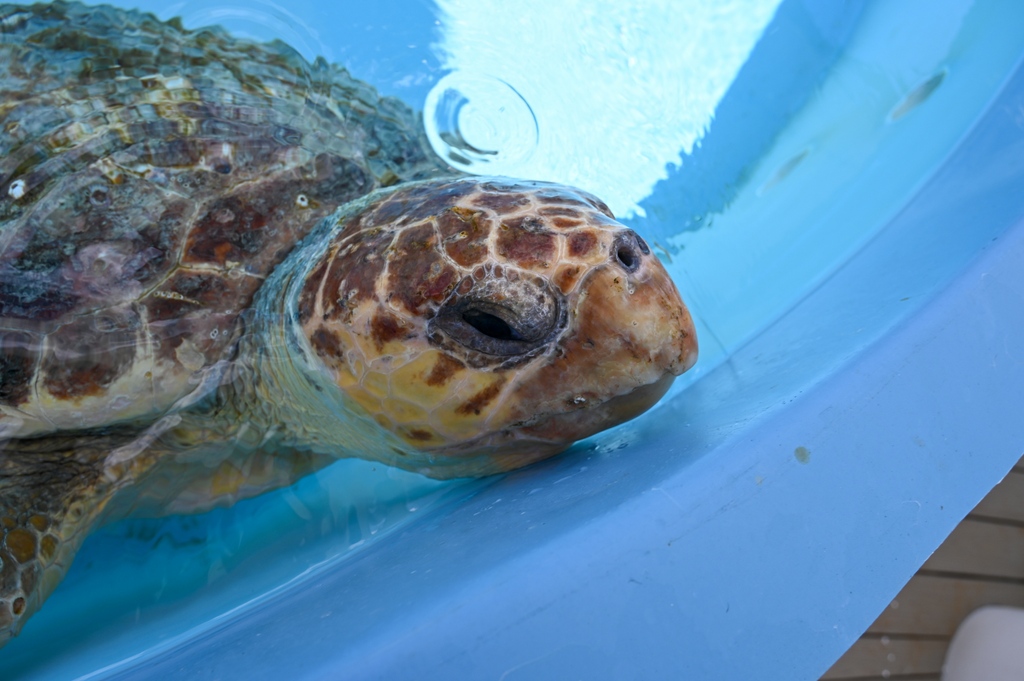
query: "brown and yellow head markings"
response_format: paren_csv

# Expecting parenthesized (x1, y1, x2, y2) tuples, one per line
(298, 177, 698, 476)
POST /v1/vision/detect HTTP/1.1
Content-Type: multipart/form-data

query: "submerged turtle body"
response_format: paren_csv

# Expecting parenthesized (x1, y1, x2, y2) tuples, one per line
(0, 1, 698, 645)
(0, 0, 447, 436)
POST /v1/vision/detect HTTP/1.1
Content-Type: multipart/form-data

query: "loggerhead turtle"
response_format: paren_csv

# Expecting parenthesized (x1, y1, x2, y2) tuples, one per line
(0, 0, 697, 645)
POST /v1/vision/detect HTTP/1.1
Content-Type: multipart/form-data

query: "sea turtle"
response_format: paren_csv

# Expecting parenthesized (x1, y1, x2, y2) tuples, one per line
(0, 0, 698, 645)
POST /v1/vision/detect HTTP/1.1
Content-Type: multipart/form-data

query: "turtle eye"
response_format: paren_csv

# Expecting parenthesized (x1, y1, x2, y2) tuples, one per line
(429, 275, 566, 360)
(462, 308, 522, 342)
(433, 300, 539, 356)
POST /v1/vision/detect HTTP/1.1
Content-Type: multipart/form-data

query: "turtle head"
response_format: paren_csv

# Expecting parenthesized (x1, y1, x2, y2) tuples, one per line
(296, 178, 697, 478)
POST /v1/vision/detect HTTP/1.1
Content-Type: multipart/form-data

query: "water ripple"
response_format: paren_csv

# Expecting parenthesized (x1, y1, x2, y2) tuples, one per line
(166, 0, 330, 63)
(424, 71, 539, 173)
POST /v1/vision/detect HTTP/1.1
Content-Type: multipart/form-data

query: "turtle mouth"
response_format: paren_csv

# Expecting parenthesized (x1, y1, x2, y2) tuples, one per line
(598, 372, 676, 424)
(408, 373, 678, 478)
(509, 373, 678, 454)
(427, 271, 568, 366)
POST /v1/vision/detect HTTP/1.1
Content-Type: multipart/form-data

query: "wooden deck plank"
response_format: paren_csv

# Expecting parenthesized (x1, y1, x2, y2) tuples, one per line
(820, 636, 947, 679)
(821, 674, 941, 680)
(1010, 452, 1024, 474)
(971, 471, 1024, 524)
(921, 519, 1024, 579)
(867, 574, 1024, 636)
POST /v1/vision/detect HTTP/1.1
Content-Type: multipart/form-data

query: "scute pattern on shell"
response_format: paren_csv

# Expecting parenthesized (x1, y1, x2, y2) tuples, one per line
(0, 1, 451, 436)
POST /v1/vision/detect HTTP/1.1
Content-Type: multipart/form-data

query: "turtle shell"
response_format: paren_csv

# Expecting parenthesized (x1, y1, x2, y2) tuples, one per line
(0, 1, 452, 437)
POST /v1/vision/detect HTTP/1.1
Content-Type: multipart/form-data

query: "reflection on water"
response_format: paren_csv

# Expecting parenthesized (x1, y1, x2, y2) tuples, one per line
(431, 0, 783, 216)
(164, 0, 331, 63)
(889, 70, 947, 121)
(423, 71, 538, 171)
(9, 457, 469, 678)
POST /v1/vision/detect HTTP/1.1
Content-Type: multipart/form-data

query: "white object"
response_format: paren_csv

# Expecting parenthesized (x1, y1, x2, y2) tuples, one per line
(943, 606, 1024, 681)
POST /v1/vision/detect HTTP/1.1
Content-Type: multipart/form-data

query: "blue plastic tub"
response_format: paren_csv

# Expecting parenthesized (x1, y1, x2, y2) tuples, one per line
(7, 1, 1024, 679)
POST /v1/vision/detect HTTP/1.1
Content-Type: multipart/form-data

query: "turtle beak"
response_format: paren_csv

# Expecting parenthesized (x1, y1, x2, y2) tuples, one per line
(579, 245, 697, 376)
(599, 372, 677, 424)
(495, 251, 697, 448)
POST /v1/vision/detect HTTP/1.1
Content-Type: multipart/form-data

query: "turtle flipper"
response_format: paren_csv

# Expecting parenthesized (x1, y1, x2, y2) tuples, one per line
(0, 435, 121, 647)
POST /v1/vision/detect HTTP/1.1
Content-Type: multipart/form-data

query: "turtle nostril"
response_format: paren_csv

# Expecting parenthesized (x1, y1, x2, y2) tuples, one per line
(614, 230, 649, 273)
(616, 244, 640, 272)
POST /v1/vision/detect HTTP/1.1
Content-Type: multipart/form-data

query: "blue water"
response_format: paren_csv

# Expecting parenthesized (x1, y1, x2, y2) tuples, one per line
(7, 0, 1024, 678)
